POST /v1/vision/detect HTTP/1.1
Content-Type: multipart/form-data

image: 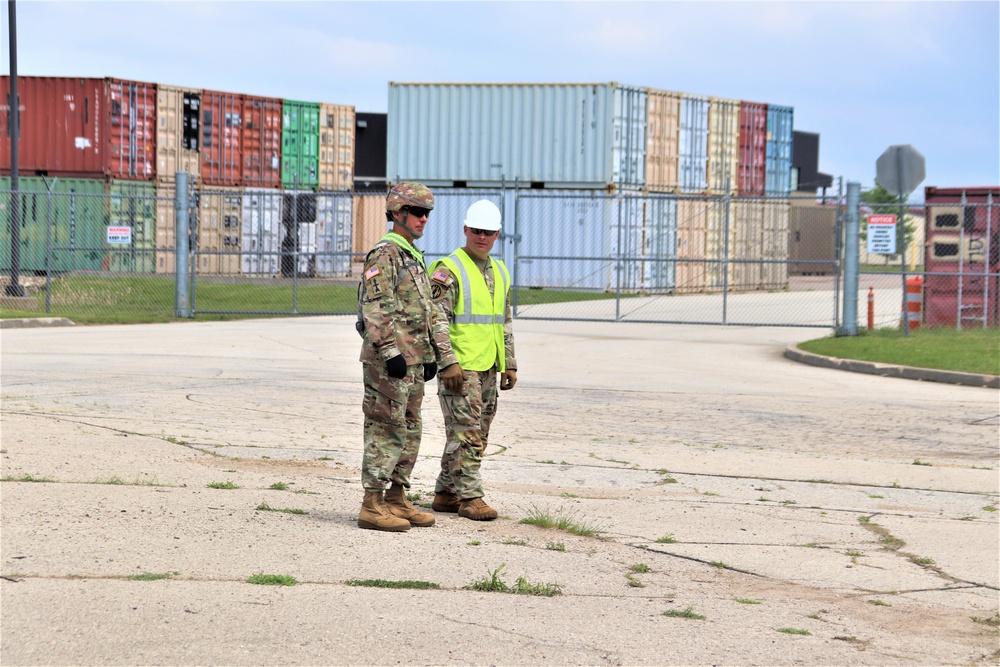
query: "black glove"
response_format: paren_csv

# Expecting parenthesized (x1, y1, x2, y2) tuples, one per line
(386, 354, 407, 379)
(423, 362, 437, 382)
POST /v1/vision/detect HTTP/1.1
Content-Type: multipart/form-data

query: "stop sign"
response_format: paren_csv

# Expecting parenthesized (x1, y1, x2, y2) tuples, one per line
(876, 145, 925, 197)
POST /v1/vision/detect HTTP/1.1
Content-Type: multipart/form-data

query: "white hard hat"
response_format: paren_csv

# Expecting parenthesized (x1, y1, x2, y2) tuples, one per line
(464, 200, 502, 231)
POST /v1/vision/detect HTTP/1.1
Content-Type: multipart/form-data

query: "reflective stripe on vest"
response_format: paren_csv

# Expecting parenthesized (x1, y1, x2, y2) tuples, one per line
(434, 251, 509, 372)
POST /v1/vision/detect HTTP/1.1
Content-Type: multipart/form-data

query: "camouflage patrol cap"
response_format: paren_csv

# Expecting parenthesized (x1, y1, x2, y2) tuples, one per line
(386, 181, 435, 213)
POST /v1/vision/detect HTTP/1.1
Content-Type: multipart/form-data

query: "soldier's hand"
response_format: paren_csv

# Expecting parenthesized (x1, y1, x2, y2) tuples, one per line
(423, 362, 437, 382)
(500, 369, 518, 391)
(440, 363, 464, 392)
(386, 354, 407, 379)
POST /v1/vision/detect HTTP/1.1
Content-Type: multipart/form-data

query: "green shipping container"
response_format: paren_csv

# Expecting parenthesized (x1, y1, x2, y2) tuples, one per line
(282, 100, 320, 189)
(1, 177, 108, 273)
(107, 180, 157, 273)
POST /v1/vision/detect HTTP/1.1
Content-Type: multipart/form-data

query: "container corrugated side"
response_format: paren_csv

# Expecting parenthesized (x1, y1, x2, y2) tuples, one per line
(707, 97, 739, 195)
(195, 185, 243, 274)
(241, 96, 283, 189)
(107, 179, 157, 272)
(1, 77, 108, 177)
(387, 82, 646, 189)
(675, 198, 708, 292)
(282, 101, 320, 189)
(241, 187, 282, 275)
(678, 94, 709, 193)
(156, 85, 202, 182)
(765, 105, 793, 195)
(761, 198, 789, 289)
(201, 90, 245, 186)
(645, 89, 681, 193)
(155, 182, 177, 274)
(0, 175, 107, 272)
(738, 101, 767, 196)
(315, 192, 354, 276)
(106, 78, 157, 181)
(352, 194, 389, 259)
(319, 103, 356, 191)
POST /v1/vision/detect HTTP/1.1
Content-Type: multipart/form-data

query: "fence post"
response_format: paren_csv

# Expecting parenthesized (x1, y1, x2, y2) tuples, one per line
(840, 181, 861, 335)
(175, 171, 191, 318)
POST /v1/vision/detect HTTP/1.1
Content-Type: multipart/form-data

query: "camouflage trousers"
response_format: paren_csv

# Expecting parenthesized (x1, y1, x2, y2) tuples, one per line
(436, 367, 498, 499)
(361, 361, 424, 491)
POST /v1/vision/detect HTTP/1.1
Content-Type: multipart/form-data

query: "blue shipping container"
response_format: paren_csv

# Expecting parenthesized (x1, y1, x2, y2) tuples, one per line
(765, 105, 794, 195)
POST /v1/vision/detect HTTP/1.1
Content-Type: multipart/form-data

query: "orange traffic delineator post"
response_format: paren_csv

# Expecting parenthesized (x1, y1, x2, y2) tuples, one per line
(901, 276, 923, 331)
(867, 287, 874, 331)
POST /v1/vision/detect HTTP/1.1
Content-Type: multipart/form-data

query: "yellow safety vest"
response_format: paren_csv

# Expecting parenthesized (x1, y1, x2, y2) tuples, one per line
(433, 250, 510, 372)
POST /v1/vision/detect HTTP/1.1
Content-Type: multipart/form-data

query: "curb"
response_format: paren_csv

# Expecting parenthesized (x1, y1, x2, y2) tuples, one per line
(785, 344, 1000, 389)
(0, 318, 76, 329)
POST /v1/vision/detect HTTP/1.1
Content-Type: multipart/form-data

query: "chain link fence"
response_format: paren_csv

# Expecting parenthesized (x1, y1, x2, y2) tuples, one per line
(2, 180, 997, 330)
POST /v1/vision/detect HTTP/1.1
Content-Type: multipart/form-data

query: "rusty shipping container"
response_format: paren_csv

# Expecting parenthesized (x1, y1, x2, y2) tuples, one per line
(156, 84, 202, 182)
(200, 90, 244, 186)
(319, 103, 356, 191)
(241, 95, 282, 188)
(738, 102, 767, 196)
(1, 76, 157, 180)
(923, 186, 999, 328)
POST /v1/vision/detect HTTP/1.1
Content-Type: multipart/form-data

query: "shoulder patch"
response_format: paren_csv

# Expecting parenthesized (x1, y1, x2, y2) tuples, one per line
(431, 268, 450, 284)
(364, 265, 381, 280)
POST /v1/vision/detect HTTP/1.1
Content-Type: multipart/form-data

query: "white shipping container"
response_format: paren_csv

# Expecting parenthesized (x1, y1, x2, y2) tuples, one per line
(388, 82, 647, 190)
(679, 95, 709, 193)
(241, 188, 282, 275)
(315, 193, 354, 276)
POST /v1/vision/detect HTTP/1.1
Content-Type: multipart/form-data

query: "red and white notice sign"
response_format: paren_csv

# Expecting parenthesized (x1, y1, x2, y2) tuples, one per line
(867, 214, 897, 255)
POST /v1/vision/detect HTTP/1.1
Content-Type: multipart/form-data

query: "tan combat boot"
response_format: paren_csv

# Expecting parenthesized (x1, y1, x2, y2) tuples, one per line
(384, 483, 435, 527)
(358, 490, 410, 532)
(458, 497, 498, 521)
(431, 491, 460, 513)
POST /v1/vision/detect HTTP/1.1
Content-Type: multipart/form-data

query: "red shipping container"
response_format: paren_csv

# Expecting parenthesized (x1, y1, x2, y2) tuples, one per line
(200, 90, 244, 186)
(923, 186, 1000, 327)
(1, 76, 156, 180)
(737, 101, 767, 196)
(241, 95, 282, 188)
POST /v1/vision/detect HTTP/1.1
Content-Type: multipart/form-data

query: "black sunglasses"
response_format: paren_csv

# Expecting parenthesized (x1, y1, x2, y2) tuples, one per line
(468, 227, 499, 237)
(405, 206, 431, 218)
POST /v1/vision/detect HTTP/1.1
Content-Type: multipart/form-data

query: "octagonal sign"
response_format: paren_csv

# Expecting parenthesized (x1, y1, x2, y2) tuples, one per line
(876, 145, 926, 197)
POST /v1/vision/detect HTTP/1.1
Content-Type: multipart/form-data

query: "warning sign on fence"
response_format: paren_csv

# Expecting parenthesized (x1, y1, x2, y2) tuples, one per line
(106, 226, 132, 245)
(867, 214, 897, 255)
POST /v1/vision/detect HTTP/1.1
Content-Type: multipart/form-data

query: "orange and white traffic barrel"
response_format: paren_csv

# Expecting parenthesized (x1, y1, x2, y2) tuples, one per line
(901, 276, 923, 331)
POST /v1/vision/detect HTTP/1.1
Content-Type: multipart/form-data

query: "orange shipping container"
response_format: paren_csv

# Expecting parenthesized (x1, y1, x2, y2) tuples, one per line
(645, 89, 681, 193)
(1, 76, 156, 180)
(241, 96, 282, 188)
(319, 103, 356, 191)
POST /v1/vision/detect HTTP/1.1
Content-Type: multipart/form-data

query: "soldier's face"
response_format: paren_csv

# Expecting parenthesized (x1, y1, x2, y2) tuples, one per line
(394, 208, 427, 240)
(463, 225, 499, 261)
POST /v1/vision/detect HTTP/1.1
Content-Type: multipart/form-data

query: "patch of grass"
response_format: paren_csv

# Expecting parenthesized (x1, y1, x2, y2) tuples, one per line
(519, 507, 601, 538)
(736, 598, 761, 605)
(776, 627, 811, 635)
(501, 537, 527, 546)
(559, 492, 579, 498)
(868, 494, 884, 499)
(256, 502, 307, 515)
(268, 482, 289, 491)
(662, 606, 705, 620)
(655, 534, 677, 544)
(343, 579, 439, 590)
(910, 555, 935, 566)
(867, 599, 892, 607)
(1, 474, 56, 483)
(406, 492, 421, 502)
(467, 540, 481, 546)
(780, 499, 797, 505)
(757, 496, 773, 502)
(129, 571, 178, 581)
(625, 573, 645, 588)
(970, 612, 1000, 627)
(983, 505, 997, 513)
(912, 459, 932, 466)
(630, 563, 651, 573)
(207, 480, 239, 490)
(247, 573, 297, 586)
(710, 561, 728, 569)
(845, 550, 865, 558)
(545, 541, 566, 551)
(465, 564, 561, 597)
(808, 479, 835, 484)
(797, 327, 1000, 375)
(858, 515, 905, 550)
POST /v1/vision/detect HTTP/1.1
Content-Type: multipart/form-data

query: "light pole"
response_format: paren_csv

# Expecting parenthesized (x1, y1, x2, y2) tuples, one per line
(5, 0, 24, 297)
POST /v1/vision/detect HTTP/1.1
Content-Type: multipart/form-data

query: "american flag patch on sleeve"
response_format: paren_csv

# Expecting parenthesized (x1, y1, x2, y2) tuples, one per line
(432, 269, 449, 283)
(364, 265, 381, 280)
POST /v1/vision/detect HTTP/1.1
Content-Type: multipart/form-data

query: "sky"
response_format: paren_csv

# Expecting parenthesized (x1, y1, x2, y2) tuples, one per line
(2, 1, 998, 200)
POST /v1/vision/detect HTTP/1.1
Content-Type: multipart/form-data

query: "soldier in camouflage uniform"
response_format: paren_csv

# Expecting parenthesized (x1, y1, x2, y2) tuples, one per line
(429, 200, 517, 521)
(357, 182, 464, 532)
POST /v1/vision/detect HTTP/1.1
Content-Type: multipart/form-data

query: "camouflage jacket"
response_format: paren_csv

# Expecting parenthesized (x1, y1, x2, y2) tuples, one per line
(359, 233, 457, 368)
(430, 250, 517, 372)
